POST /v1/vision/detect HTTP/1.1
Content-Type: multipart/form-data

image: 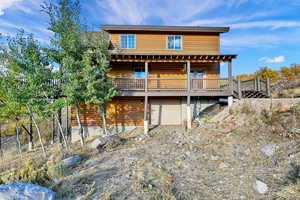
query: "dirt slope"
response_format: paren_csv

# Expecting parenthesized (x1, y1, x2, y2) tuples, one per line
(55, 98, 300, 200)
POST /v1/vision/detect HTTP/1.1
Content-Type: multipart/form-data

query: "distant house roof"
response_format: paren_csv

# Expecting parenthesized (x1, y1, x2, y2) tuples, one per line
(102, 25, 230, 33)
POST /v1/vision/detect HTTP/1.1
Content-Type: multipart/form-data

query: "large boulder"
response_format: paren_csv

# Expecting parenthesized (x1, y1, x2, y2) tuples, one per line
(88, 135, 123, 151)
(0, 182, 56, 200)
(252, 179, 268, 194)
(61, 155, 82, 167)
(260, 144, 279, 157)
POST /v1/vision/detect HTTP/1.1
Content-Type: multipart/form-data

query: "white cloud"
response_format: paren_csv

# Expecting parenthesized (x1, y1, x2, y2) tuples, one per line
(259, 56, 285, 63)
(0, 0, 23, 15)
(95, 0, 248, 25)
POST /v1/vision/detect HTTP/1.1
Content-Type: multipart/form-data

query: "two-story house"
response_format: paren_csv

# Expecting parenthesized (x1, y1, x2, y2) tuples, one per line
(71, 25, 239, 140)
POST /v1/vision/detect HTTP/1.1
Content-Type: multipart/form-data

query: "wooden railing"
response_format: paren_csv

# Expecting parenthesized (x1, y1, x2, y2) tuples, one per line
(232, 78, 271, 98)
(114, 77, 232, 94)
(114, 77, 270, 98)
(240, 78, 270, 95)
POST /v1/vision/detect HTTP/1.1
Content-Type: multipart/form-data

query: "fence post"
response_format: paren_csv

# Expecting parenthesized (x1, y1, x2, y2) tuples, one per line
(254, 78, 257, 91)
(266, 78, 271, 97)
(238, 79, 242, 99)
(257, 77, 260, 91)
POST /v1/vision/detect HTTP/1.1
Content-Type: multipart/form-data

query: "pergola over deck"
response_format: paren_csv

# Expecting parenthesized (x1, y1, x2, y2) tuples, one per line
(111, 53, 237, 63)
(110, 53, 237, 132)
(110, 53, 237, 97)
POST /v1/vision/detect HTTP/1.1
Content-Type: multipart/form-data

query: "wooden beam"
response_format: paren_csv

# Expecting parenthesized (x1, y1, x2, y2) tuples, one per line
(187, 95, 191, 130)
(145, 62, 148, 92)
(228, 60, 233, 95)
(187, 61, 191, 92)
(144, 96, 149, 135)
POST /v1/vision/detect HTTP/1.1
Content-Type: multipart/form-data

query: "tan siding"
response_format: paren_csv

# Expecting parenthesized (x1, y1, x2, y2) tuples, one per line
(109, 62, 220, 89)
(110, 33, 220, 54)
(150, 98, 182, 125)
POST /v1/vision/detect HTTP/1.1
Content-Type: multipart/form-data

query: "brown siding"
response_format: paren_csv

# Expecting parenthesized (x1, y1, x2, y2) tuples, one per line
(110, 33, 220, 54)
(71, 98, 144, 127)
(110, 62, 219, 78)
(109, 62, 220, 89)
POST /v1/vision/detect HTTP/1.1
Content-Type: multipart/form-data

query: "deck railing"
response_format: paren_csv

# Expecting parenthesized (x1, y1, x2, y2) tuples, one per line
(114, 77, 232, 93)
(240, 77, 271, 97)
(114, 77, 271, 98)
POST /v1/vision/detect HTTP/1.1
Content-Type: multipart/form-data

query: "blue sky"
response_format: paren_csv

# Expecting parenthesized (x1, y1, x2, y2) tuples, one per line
(1, 0, 300, 75)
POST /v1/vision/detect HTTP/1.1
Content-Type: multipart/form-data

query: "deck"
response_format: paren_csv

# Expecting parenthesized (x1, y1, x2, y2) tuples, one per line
(114, 77, 271, 98)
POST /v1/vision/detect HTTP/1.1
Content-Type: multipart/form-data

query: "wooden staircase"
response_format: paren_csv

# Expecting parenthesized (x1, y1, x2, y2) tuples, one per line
(233, 78, 271, 99)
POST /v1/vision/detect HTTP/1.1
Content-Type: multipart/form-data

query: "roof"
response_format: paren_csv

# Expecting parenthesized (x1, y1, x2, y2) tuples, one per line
(102, 25, 230, 33)
(110, 53, 237, 62)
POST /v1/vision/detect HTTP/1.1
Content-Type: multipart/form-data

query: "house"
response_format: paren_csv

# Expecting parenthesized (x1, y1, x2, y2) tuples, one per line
(71, 25, 268, 141)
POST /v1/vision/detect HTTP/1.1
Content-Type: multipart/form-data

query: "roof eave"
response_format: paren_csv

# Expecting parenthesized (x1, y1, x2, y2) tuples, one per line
(102, 25, 230, 34)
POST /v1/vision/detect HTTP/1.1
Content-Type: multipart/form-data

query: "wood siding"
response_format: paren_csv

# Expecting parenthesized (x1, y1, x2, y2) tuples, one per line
(110, 33, 220, 54)
(71, 97, 144, 127)
(109, 62, 219, 78)
(109, 62, 220, 89)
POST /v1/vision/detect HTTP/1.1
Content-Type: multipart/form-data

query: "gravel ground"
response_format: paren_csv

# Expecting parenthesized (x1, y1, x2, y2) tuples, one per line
(68, 99, 300, 200)
(2, 99, 299, 200)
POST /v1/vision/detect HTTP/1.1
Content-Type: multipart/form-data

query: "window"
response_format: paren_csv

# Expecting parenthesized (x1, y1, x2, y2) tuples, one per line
(120, 34, 136, 49)
(134, 66, 145, 78)
(167, 35, 182, 50)
(190, 71, 204, 77)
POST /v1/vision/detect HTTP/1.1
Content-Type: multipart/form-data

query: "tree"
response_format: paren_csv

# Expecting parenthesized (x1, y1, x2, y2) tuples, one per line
(255, 66, 279, 83)
(1, 31, 53, 157)
(281, 67, 294, 80)
(82, 33, 116, 135)
(42, 0, 88, 146)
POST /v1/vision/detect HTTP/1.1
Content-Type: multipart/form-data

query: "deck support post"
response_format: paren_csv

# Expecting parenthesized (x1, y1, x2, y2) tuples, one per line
(144, 62, 149, 136)
(187, 95, 192, 130)
(228, 96, 233, 107)
(228, 60, 233, 95)
(144, 96, 149, 136)
(186, 61, 192, 130)
(187, 61, 191, 91)
(145, 62, 148, 92)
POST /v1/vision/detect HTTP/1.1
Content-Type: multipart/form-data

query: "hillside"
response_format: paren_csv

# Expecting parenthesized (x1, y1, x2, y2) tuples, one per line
(0, 98, 300, 199)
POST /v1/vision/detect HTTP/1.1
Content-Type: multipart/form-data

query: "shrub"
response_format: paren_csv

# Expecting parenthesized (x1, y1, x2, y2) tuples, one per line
(285, 163, 300, 191)
(0, 159, 52, 186)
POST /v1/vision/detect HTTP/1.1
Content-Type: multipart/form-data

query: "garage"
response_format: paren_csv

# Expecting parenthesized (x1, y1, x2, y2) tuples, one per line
(150, 98, 182, 125)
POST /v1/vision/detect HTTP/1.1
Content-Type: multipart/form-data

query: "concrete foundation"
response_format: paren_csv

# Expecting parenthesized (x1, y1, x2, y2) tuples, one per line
(71, 125, 138, 142)
(144, 120, 149, 135)
(71, 97, 218, 142)
(182, 97, 218, 121)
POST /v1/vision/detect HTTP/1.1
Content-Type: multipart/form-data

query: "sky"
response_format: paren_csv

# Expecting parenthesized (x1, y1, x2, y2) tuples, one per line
(0, 0, 300, 76)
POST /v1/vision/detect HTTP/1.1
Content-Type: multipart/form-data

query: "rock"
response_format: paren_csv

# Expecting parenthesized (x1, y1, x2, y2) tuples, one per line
(61, 155, 82, 167)
(0, 182, 56, 200)
(211, 154, 220, 161)
(88, 135, 123, 151)
(260, 144, 278, 156)
(253, 179, 268, 194)
(219, 162, 230, 169)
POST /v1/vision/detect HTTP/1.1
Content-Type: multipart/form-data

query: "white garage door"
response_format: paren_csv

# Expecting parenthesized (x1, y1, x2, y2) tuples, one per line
(150, 99, 182, 125)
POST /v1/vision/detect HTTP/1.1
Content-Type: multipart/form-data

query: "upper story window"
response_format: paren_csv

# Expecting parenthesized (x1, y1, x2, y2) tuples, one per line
(120, 34, 136, 49)
(167, 35, 182, 50)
